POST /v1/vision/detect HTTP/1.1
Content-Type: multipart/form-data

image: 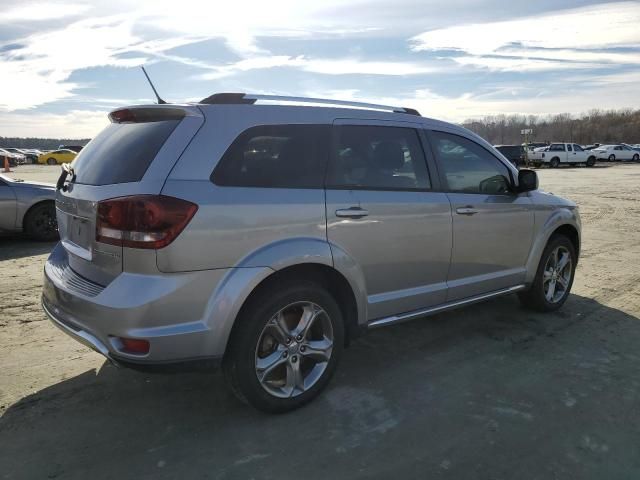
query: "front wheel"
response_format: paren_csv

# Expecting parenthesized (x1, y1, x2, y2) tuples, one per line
(46, 158, 57, 165)
(519, 235, 576, 312)
(224, 281, 344, 413)
(608, 154, 615, 162)
(586, 157, 596, 167)
(633, 154, 639, 162)
(550, 158, 560, 168)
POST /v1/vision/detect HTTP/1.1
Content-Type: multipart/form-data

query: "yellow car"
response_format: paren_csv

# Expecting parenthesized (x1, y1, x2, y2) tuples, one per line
(38, 149, 77, 165)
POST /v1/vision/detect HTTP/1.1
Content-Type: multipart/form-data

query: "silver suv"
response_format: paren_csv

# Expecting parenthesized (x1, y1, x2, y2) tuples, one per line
(42, 94, 580, 412)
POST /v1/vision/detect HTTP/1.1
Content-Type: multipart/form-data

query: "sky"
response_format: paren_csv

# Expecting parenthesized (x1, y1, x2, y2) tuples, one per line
(0, 0, 638, 138)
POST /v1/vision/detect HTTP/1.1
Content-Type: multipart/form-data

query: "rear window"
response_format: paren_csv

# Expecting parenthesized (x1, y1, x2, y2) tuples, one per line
(72, 120, 179, 185)
(212, 124, 329, 189)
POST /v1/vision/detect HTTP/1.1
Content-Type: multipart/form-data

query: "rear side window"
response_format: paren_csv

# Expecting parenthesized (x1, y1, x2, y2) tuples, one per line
(72, 121, 179, 185)
(212, 124, 329, 189)
(327, 125, 430, 190)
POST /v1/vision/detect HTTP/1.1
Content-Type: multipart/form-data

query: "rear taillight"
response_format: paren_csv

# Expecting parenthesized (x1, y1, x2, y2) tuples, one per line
(96, 195, 198, 249)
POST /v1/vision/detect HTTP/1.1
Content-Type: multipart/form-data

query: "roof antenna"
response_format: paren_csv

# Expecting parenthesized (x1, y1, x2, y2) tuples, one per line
(141, 66, 167, 104)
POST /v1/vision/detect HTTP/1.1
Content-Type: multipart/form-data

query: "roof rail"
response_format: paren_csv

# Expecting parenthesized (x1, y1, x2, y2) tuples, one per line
(198, 93, 420, 116)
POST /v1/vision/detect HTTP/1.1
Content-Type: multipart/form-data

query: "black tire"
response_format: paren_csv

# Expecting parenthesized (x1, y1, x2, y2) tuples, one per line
(224, 280, 344, 413)
(534, 162, 542, 168)
(24, 202, 58, 241)
(519, 234, 576, 312)
(586, 157, 596, 167)
(608, 154, 615, 162)
(633, 154, 639, 162)
(550, 157, 560, 168)
(47, 158, 57, 165)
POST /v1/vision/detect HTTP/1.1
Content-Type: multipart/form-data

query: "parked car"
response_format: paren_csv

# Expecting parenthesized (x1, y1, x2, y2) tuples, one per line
(42, 94, 581, 412)
(37, 149, 77, 165)
(0, 174, 58, 240)
(582, 144, 601, 151)
(592, 144, 640, 162)
(2, 148, 29, 164)
(494, 144, 525, 166)
(0, 148, 24, 167)
(59, 145, 84, 153)
(529, 142, 597, 168)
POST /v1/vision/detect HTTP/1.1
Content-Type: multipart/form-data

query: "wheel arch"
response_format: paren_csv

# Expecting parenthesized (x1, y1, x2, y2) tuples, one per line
(225, 263, 361, 356)
(553, 224, 580, 258)
(525, 210, 581, 285)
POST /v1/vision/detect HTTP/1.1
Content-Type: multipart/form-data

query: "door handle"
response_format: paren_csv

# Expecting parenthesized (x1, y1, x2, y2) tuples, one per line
(335, 207, 369, 218)
(456, 206, 478, 216)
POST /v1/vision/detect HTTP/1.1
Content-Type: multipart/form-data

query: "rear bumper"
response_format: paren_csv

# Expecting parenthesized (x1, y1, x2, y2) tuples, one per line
(42, 242, 232, 366)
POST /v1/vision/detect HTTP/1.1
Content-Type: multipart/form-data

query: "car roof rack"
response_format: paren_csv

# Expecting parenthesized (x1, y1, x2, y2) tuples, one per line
(198, 93, 421, 116)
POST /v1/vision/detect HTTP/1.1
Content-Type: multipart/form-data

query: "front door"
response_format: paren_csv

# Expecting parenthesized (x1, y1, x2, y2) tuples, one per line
(427, 130, 534, 301)
(325, 121, 452, 321)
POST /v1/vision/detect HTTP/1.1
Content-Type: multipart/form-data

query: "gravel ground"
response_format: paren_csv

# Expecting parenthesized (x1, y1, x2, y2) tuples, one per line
(1, 162, 639, 479)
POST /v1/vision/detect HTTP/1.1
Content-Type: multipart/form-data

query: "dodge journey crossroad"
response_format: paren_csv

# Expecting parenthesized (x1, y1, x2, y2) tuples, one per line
(42, 93, 580, 412)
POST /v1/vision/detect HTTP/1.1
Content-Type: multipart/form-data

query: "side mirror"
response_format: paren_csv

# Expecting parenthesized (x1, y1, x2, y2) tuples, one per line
(518, 169, 538, 192)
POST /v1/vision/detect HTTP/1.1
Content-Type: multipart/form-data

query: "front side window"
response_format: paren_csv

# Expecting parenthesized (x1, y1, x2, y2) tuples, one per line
(573, 144, 583, 152)
(212, 124, 329, 188)
(327, 125, 430, 190)
(430, 131, 512, 195)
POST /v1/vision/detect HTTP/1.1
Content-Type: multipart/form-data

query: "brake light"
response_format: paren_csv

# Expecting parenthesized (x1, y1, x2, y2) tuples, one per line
(96, 195, 198, 249)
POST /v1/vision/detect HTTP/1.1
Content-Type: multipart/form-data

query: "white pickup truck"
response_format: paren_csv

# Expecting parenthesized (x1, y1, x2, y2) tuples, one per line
(529, 143, 596, 168)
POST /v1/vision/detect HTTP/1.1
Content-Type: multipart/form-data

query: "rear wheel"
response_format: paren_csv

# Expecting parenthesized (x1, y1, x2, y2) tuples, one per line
(224, 280, 344, 413)
(550, 157, 560, 168)
(46, 158, 57, 165)
(608, 154, 615, 162)
(519, 234, 576, 312)
(633, 153, 639, 162)
(24, 202, 58, 241)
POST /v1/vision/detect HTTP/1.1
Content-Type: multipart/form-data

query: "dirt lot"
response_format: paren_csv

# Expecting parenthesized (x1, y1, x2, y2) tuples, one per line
(1, 163, 640, 479)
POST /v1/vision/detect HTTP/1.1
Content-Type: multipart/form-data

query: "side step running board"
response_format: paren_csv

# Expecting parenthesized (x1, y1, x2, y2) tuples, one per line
(368, 284, 526, 329)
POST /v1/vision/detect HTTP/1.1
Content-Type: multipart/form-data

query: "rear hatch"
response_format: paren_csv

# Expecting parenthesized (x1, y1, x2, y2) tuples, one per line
(55, 105, 204, 285)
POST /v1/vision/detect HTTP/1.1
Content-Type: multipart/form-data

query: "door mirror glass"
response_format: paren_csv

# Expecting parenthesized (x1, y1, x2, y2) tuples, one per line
(518, 169, 538, 192)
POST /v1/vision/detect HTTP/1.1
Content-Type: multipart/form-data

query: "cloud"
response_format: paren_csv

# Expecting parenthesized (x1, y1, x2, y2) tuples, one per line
(0, 109, 108, 137)
(0, 2, 91, 22)
(411, 1, 640, 70)
(0, 15, 147, 110)
(196, 55, 439, 79)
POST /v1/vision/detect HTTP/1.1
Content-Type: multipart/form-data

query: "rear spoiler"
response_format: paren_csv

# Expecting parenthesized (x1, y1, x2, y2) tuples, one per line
(108, 107, 187, 123)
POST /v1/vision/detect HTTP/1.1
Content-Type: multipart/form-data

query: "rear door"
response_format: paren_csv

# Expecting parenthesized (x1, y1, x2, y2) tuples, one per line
(325, 120, 451, 321)
(56, 106, 203, 285)
(427, 129, 534, 301)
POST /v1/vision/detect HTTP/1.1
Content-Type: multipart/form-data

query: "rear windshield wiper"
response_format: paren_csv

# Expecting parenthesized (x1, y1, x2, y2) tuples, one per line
(56, 163, 76, 191)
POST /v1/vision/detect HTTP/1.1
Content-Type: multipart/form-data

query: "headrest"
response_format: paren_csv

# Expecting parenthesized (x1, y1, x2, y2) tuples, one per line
(372, 141, 405, 170)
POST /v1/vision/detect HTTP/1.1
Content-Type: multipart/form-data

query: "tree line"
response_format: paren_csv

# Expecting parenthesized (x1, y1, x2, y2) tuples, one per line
(461, 109, 640, 146)
(2, 108, 639, 149)
(0, 137, 90, 150)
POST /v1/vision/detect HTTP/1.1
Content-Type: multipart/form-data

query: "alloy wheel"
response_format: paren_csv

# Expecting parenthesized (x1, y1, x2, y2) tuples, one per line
(543, 246, 572, 303)
(254, 301, 334, 399)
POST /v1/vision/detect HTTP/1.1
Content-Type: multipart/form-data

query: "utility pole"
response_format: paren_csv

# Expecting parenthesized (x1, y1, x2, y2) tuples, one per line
(521, 128, 533, 167)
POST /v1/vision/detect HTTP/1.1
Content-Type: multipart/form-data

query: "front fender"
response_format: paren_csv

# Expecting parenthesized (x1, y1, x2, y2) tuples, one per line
(525, 206, 581, 284)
